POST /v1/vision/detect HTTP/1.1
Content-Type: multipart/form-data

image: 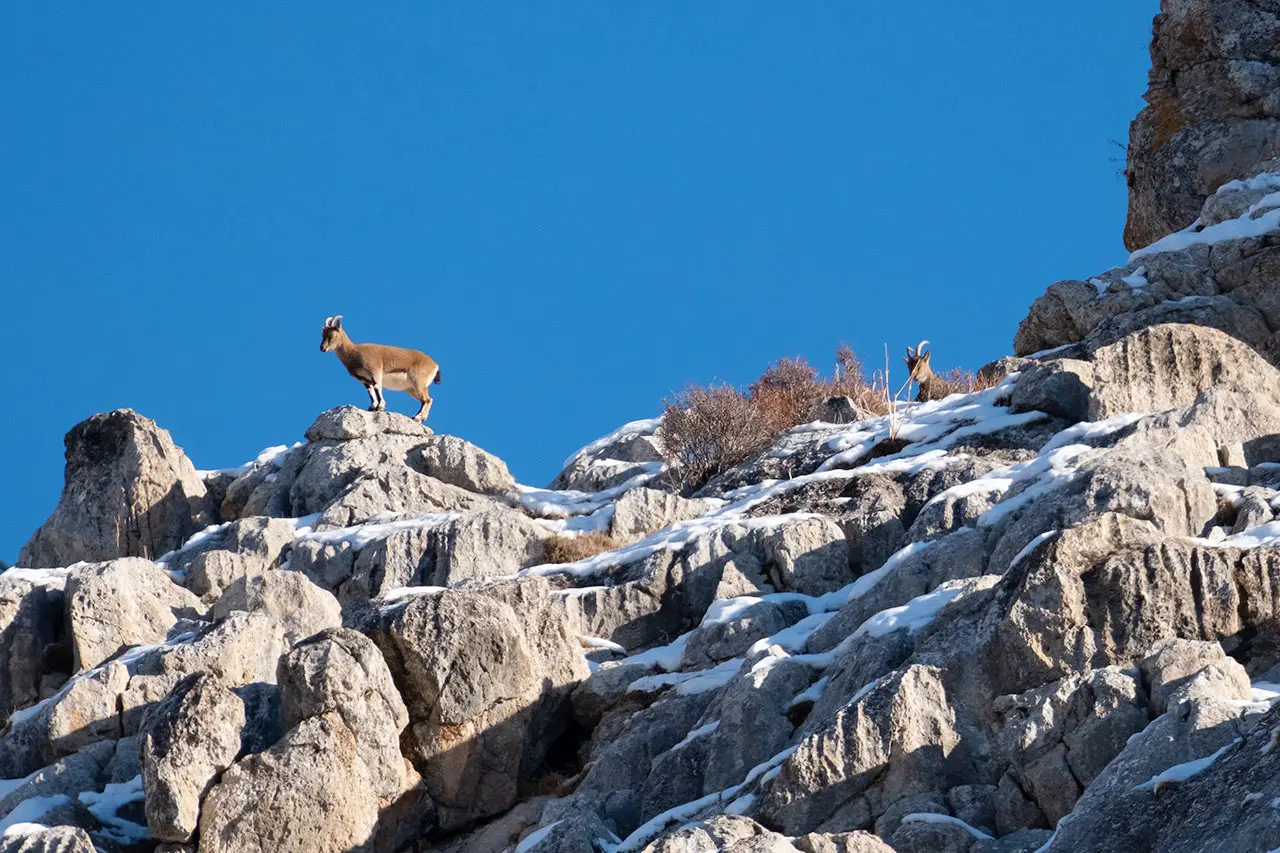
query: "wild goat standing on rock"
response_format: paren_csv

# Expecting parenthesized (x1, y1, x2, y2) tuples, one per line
(904, 340, 953, 402)
(320, 315, 442, 421)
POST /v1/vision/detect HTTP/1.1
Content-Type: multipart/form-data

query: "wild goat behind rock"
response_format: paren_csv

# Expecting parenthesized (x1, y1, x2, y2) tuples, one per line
(319, 315, 442, 421)
(904, 340, 954, 402)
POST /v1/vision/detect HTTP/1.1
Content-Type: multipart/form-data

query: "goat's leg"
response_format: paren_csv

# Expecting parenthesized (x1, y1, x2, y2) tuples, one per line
(412, 390, 432, 422)
(363, 383, 379, 411)
(372, 383, 387, 412)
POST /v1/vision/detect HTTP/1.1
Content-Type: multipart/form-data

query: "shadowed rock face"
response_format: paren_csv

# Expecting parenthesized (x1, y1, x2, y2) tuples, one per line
(18, 409, 213, 568)
(1124, 0, 1280, 250)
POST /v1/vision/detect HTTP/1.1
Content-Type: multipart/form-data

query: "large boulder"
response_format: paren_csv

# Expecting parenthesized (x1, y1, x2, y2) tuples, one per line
(19, 410, 213, 567)
(277, 628, 410, 802)
(140, 673, 246, 843)
(197, 711, 380, 853)
(361, 577, 587, 829)
(1123, 0, 1280, 250)
(64, 558, 204, 671)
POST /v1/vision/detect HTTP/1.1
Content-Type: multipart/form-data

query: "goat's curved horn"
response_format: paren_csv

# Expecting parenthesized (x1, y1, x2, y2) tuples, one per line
(324, 316, 333, 327)
(916, 340, 930, 355)
(332, 315, 343, 328)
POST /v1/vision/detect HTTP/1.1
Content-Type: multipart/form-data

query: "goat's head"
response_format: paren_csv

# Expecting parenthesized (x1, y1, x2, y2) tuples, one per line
(904, 340, 934, 382)
(320, 315, 345, 352)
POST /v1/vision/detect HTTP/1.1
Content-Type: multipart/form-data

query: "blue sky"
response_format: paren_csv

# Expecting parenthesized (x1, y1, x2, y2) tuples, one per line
(1, 3, 1156, 562)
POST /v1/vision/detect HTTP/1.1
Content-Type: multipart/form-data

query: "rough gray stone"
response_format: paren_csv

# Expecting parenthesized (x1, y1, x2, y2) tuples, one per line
(64, 558, 204, 671)
(19, 409, 213, 567)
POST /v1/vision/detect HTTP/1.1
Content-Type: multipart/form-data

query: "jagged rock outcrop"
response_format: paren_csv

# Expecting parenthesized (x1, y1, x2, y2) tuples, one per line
(360, 578, 587, 830)
(1018, 171, 1280, 362)
(19, 409, 213, 567)
(1124, 0, 1280, 250)
(140, 673, 246, 843)
(9, 17, 1280, 840)
(0, 570, 66, 719)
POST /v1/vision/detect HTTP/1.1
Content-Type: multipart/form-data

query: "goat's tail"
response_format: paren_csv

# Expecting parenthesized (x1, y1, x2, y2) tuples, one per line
(434, 368, 443, 385)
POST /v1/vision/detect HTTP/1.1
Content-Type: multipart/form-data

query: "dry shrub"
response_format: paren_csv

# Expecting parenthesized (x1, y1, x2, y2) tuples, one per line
(749, 357, 826, 433)
(543, 532, 620, 564)
(659, 384, 774, 493)
(658, 344, 988, 491)
(942, 367, 999, 395)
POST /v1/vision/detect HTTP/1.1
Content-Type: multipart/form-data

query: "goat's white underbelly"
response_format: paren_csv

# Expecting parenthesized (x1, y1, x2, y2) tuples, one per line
(382, 372, 413, 391)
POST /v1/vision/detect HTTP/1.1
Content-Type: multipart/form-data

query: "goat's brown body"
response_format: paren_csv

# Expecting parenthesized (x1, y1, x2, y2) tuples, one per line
(321, 318, 441, 421)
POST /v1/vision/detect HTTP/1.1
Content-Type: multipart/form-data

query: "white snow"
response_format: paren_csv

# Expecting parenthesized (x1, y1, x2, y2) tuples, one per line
(1251, 681, 1280, 703)
(1196, 520, 1280, 550)
(1009, 530, 1059, 571)
(377, 586, 447, 607)
(628, 658, 743, 696)
(580, 636, 627, 655)
(617, 632, 691, 673)
(196, 441, 302, 478)
(900, 813, 993, 840)
(1131, 201, 1280, 261)
(0, 795, 71, 834)
(669, 720, 721, 752)
(613, 745, 797, 853)
(1132, 739, 1239, 793)
(79, 775, 149, 844)
(516, 819, 564, 853)
(852, 580, 973, 639)
(1120, 266, 1149, 291)
(788, 676, 828, 709)
(0, 567, 70, 588)
(295, 512, 459, 552)
(561, 417, 662, 471)
(515, 466, 666, 520)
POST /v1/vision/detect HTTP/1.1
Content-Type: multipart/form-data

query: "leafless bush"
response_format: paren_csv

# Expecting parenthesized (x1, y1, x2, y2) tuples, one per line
(749, 357, 826, 433)
(657, 344, 988, 490)
(659, 384, 775, 492)
(543, 532, 620, 564)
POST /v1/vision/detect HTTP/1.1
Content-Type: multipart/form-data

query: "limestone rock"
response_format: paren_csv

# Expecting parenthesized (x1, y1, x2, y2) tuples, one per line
(278, 628, 410, 801)
(197, 711, 379, 853)
(0, 571, 66, 719)
(304, 406, 430, 442)
(174, 516, 298, 601)
(210, 571, 341, 647)
(1124, 0, 1280, 250)
(316, 468, 492, 530)
(0, 827, 97, 853)
(19, 409, 213, 567)
(361, 578, 587, 829)
(412, 434, 517, 496)
(141, 673, 246, 843)
(610, 488, 718, 544)
(1088, 324, 1280, 419)
(64, 558, 204, 671)
(426, 508, 548, 585)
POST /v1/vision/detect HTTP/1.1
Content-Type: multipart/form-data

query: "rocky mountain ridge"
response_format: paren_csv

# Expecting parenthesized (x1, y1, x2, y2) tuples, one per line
(6, 2, 1280, 851)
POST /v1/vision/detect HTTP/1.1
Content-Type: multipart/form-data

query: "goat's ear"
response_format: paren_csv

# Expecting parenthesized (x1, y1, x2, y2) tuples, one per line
(921, 350, 932, 364)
